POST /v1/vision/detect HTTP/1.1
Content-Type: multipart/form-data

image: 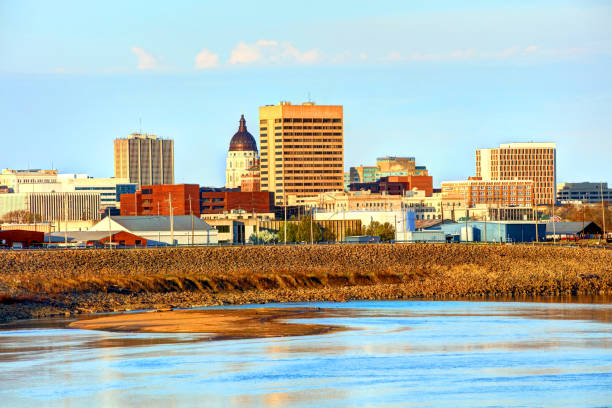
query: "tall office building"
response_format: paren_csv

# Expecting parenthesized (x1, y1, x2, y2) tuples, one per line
(114, 133, 174, 189)
(476, 143, 556, 205)
(259, 101, 344, 205)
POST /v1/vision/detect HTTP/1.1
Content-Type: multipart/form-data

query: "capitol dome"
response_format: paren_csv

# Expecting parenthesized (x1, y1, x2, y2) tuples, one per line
(229, 114, 258, 152)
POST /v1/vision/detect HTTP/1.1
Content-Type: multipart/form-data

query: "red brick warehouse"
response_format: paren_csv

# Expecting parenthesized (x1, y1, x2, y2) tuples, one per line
(120, 184, 201, 216)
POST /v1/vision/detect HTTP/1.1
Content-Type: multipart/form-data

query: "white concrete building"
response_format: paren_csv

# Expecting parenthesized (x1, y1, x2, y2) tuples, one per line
(225, 115, 258, 189)
(89, 215, 218, 245)
(0, 169, 135, 209)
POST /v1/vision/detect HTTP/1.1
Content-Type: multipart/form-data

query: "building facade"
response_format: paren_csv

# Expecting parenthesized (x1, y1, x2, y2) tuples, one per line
(475, 142, 556, 205)
(0, 169, 135, 210)
(441, 178, 534, 208)
(114, 133, 174, 188)
(294, 190, 439, 220)
(200, 189, 274, 214)
(557, 182, 612, 204)
(259, 101, 344, 205)
(226, 115, 259, 189)
(349, 175, 433, 197)
(120, 184, 201, 216)
(349, 166, 379, 184)
(29, 192, 101, 221)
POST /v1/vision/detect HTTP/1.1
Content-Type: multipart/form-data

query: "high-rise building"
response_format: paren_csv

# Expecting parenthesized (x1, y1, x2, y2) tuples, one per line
(114, 133, 174, 189)
(259, 101, 344, 205)
(475, 143, 556, 205)
(225, 115, 258, 189)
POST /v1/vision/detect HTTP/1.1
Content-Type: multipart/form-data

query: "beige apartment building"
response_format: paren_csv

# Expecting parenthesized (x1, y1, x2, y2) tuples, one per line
(475, 142, 556, 205)
(114, 133, 174, 188)
(259, 101, 344, 205)
(441, 178, 534, 208)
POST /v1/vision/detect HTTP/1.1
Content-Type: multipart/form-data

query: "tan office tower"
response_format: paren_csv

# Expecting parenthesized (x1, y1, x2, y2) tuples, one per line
(475, 142, 556, 205)
(259, 101, 344, 205)
(114, 133, 174, 189)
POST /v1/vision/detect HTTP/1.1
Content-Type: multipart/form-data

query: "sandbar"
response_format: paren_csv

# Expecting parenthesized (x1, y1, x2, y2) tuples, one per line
(68, 307, 343, 340)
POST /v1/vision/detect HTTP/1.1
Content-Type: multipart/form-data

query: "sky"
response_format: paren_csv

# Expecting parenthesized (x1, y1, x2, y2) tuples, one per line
(1, 0, 611, 187)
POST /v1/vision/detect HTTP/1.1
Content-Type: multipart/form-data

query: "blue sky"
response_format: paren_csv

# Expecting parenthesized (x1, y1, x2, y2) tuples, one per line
(1, 0, 611, 186)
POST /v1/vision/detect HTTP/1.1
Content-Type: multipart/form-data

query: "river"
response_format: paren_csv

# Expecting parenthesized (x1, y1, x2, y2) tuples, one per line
(1, 299, 611, 407)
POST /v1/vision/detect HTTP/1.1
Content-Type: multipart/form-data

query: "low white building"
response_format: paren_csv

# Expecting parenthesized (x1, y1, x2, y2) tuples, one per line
(89, 215, 218, 245)
(313, 210, 415, 233)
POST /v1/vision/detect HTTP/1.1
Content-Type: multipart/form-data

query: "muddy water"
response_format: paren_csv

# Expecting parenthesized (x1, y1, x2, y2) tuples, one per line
(1, 299, 611, 407)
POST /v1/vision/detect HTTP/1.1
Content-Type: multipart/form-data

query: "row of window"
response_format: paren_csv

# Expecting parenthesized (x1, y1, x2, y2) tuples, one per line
(261, 118, 341, 123)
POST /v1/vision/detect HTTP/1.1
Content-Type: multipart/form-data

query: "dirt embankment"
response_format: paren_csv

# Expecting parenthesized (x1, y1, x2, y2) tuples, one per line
(1, 244, 611, 322)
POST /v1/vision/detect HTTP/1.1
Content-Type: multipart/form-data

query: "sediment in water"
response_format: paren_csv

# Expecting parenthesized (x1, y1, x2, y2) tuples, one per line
(1, 244, 611, 322)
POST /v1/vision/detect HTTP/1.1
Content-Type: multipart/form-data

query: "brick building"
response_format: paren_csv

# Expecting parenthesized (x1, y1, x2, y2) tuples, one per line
(349, 175, 433, 196)
(120, 184, 200, 216)
(476, 142, 556, 205)
(200, 188, 274, 214)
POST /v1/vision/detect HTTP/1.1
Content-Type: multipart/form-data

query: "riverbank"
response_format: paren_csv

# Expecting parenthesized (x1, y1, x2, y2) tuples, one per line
(1, 244, 611, 322)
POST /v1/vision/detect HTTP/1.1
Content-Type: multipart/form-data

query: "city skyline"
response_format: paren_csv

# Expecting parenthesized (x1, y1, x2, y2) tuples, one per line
(1, 1, 611, 186)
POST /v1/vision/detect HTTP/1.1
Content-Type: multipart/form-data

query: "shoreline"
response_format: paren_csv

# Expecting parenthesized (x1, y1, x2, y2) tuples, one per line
(1, 244, 611, 323)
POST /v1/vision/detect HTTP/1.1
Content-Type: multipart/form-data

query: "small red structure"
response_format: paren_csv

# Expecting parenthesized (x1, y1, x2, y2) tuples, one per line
(100, 231, 147, 246)
(0, 230, 44, 248)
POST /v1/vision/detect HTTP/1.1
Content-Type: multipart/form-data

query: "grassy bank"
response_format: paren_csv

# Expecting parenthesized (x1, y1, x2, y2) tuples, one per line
(1, 244, 611, 322)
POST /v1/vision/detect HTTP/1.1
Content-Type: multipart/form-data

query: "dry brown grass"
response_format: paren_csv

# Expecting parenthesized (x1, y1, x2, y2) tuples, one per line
(0, 244, 610, 321)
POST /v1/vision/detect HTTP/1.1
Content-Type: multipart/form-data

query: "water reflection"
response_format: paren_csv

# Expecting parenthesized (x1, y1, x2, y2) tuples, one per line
(0, 299, 611, 408)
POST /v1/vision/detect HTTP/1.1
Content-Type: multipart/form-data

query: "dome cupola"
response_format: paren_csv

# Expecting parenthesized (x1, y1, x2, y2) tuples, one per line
(229, 114, 258, 152)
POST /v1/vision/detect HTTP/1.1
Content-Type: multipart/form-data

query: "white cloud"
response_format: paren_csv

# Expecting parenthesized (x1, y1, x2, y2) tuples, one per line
(525, 45, 539, 53)
(195, 49, 220, 69)
(228, 40, 320, 65)
(359, 53, 368, 61)
(131, 47, 158, 70)
(229, 42, 261, 64)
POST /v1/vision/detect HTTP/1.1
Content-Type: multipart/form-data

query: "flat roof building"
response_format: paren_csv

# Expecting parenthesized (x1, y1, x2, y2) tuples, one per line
(557, 182, 611, 204)
(259, 101, 344, 205)
(120, 184, 200, 217)
(441, 178, 534, 208)
(114, 133, 174, 189)
(476, 142, 556, 205)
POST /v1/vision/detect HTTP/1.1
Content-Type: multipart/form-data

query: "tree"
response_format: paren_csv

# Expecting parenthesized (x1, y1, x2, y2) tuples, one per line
(296, 216, 323, 243)
(345, 225, 366, 237)
(0, 210, 42, 224)
(277, 221, 298, 243)
(322, 227, 336, 242)
(366, 221, 395, 241)
(248, 230, 278, 244)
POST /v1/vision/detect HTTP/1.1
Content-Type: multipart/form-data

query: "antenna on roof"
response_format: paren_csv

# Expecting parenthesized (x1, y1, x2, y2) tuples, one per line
(139, 117, 142, 136)
(307, 91, 311, 103)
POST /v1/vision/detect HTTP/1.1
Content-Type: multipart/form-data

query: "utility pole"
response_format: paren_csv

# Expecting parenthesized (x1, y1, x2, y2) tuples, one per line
(582, 201, 585, 240)
(108, 213, 112, 250)
(484, 211, 487, 243)
(168, 193, 174, 246)
(534, 208, 539, 243)
(64, 193, 68, 248)
(552, 199, 557, 244)
(601, 182, 607, 243)
(465, 209, 469, 242)
(284, 205, 287, 244)
(189, 194, 194, 246)
(310, 206, 314, 245)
